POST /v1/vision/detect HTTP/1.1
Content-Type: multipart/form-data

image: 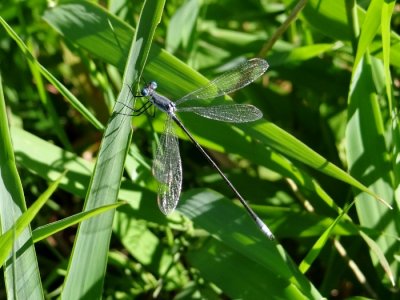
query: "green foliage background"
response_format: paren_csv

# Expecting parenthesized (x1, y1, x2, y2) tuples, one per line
(0, 0, 399, 299)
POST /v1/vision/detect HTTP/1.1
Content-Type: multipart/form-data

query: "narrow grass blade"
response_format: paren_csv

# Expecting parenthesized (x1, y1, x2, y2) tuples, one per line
(60, 1, 166, 298)
(353, 0, 382, 69)
(0, 172, 66, 265)
(381, 1, 395, 111)
(0, 73, 44, 299)
(0, 16, 104, 131)
(359, 231, 395, 286)
(299, 210, 347, 274)
(249, 120, 387, 205)
(32, 202, 126, 243)
(11, 127, 162, 227)
(26, 39, 72, 150)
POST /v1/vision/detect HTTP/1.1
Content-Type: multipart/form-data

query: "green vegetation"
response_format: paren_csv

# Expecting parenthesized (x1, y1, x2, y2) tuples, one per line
(0, 0, 399, 298)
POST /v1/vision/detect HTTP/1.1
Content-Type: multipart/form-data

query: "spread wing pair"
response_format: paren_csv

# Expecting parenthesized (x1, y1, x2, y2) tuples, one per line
(151, 58, 268, 215)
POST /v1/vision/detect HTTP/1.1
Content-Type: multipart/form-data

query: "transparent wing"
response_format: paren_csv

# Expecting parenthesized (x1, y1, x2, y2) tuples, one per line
(177, 104, 262, 123)
(176, 58, 268, 105)
(152, 116, 182, 215)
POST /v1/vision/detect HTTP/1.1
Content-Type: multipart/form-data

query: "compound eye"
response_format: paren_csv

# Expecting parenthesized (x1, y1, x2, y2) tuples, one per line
(141, 87, 149, 96)
(149, 81, 158, 90)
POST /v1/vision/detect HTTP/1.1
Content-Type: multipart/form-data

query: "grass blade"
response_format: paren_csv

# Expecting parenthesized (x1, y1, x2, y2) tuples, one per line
(0, 16, 104, 131)
(178, 189, 323, 298)
(299, 210, 348, 274)
(60, 1, 166, 298)
(0, 172, 66, 265)
(359, 231, 395, 286)
(353, 0, 382, 69)
(32, 202, 126, 243)
(0, 73, 44, 299)
(346, 54, 398, 281)
(249, 121, 386, 204)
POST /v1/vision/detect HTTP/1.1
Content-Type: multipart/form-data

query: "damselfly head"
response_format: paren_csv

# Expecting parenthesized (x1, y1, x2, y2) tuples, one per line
(149, 81, 158, 90)
(141, 81, 158, 97)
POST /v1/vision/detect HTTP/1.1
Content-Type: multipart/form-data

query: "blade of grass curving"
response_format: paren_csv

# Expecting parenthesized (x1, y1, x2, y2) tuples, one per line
(0, 16, 104, 131)
(0, 172, 66, 266)
(26, 39, 72, 150)
(31, 202, 126, 243)
(359, 231, 395, 286)
(11, 127, 164, 225)
(60, 1, 166, 299)
(299, 209, 348, 274)
(0, 73, 43, 299)
(249, 120, 388, 205)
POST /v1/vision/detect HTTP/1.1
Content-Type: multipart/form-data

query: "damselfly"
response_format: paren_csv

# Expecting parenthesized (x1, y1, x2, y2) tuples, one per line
(133, 58, 274, 239)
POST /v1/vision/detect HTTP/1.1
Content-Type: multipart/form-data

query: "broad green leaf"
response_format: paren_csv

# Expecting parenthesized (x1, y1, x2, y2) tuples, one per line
(300, 0, 352, 41)
(113, 212, 160, 266)
(179, 189, 322, 299)
(188, 239, 312, 299)
(11, 125, 358, 242)
(346, 54, 399, 283)
(60, 1, 166, 299)
(11, 127, 92, 197)
(42, 1, 134, 71)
